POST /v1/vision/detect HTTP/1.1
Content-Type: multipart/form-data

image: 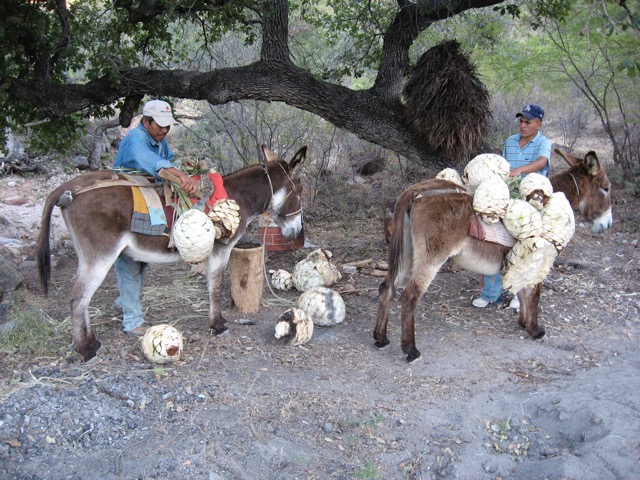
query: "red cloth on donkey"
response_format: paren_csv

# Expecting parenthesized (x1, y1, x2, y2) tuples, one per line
(162, 171, 229, 231)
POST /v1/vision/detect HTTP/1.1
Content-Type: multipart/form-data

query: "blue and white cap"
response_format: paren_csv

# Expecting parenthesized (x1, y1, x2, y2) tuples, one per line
(516, 104, 544, 121)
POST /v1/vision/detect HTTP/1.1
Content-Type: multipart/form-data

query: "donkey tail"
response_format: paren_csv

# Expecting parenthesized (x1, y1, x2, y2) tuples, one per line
(386, 196, 414, 289)
(36, 191, 61, 296)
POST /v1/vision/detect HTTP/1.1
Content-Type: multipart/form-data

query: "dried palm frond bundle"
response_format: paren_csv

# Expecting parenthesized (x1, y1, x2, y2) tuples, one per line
(298, 287, 346, 327)
(463, 154, 511, 191)
(502, 237, 558, 293)
(519, 173, 553, 210)
(274, 308, 314, 346)
(502, 199, 543, 240)
(141, 324, 184, 364)
(540, 192, 575, 252)
(435, 168, 465, 187)
(207, 198, 241, 239)
(403, 40, 490, 165)
(269, 269, 294, 290)
(473, 177, 510, 224)
(292, 249, 342, 292)
(172, 209, 216, 263)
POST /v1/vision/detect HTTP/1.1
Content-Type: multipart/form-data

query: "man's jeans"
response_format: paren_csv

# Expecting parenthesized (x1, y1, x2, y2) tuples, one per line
(480, 273, 503, 303)
(114, 254, 147, 331)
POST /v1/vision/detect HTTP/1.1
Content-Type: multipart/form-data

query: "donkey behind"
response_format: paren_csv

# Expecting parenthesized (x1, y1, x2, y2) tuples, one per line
(37, 145, 306, 360)
(375, 149, 612, 363)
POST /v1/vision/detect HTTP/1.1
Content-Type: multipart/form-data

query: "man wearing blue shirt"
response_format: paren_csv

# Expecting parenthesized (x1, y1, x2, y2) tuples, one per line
(113, 99, 198, 336)
(472, 104, 552, 309)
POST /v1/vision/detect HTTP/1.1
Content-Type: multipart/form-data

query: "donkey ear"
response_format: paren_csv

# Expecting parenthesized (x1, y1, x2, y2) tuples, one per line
(289, 146, 307, 171)
(583, 151, 601, 176)
(554, 148, 580, 167)
(261, 144, 279, 163)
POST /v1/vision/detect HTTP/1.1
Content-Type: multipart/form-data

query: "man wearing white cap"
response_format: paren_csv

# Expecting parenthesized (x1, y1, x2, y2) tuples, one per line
(113, 99, 198, 336)
(114, 99, 198, 194)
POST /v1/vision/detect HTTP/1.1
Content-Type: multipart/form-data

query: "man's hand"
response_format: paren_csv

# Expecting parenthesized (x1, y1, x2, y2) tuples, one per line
(160, 167, 199, 196)
(179, 174, 199, 196)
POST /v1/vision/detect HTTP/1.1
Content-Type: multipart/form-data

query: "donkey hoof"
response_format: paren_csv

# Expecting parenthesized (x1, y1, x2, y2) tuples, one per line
(79, 340, 102, 362)
(530, 327, 546, 340)
(374, 338, 390, 349)
(406, 349, 422, 363)
(210, 324, 229, 336)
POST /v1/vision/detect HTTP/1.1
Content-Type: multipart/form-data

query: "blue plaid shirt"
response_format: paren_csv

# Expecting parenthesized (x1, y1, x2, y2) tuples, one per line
(502, 131, 552, 177)
(114, 123, 175, 179)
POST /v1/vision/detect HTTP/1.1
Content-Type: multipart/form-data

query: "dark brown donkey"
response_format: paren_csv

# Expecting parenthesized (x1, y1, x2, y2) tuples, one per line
(37, 145, 306, 360)
(374, 149, 612, 363)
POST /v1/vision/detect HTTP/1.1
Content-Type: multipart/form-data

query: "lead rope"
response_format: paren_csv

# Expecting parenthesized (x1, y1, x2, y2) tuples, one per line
(259, 164, 295, 306)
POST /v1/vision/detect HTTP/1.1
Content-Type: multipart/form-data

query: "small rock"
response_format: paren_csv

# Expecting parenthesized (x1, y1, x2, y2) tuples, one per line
(1, 196, 28, 206)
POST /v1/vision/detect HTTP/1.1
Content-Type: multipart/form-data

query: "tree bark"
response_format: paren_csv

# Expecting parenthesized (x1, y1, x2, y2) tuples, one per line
(229, 243, 265, 313)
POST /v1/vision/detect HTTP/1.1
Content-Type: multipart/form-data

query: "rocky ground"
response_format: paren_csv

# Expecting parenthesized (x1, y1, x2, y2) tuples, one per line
(0, 153, 639, 480)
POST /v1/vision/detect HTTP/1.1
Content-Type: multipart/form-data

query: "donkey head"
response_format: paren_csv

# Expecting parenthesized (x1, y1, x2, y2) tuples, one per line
(261, 144, 306, 239)
(555, 149, 613, 234)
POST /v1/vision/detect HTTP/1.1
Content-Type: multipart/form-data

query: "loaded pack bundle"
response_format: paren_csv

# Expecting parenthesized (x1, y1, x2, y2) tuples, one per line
(439, 154, 575, 294)
(160, 165, 242, 264)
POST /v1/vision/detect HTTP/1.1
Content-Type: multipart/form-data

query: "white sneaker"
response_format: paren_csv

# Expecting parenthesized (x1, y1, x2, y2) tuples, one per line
(509, 296, 520, 309)
(472, 297, 490, 308)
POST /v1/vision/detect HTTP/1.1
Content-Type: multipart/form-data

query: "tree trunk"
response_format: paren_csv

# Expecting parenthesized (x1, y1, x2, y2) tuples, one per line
(229, 243, 265, 313)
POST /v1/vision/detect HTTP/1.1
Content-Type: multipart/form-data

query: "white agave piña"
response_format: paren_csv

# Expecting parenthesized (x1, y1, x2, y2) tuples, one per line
(462, 153, 511, 191)
(502, 237, 557, 293)
(473, 177, 510, 224)
(502, 199, 543, 239)
(274, 308, 314, 346)
(141, 324, 184, 364)
(540, 192, 576, 251)
(435, 168, 465, 187)
(269, 268, 294, 290)
(292, 249, 342, 292)
(298, 287, 346, 326)
(519, 173, 553, 210)
(172, 208, 216, 263)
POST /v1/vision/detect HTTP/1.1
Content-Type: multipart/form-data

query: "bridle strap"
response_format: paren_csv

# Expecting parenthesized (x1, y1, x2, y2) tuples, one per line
(569, 172, 580, 198)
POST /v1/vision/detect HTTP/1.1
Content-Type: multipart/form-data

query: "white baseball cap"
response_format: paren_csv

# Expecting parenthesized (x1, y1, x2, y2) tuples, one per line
(142, 99, 177, 127)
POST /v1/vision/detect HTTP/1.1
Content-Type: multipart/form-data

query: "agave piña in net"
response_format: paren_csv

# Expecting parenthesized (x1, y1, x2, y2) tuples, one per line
(502, 237, 557, 293)
(298, 287, 346, 326)
(207, 198, 241, 239)
(172, 209, 216, 263)
(503, 199, 543, 239)
(519, 173, 553, 210)
(141, 324, 184, 364)
(473, 177, 510, 224)
(462, 154, 511, 190)
(540, 192, 575, 251)
(274, 308, 314, 346)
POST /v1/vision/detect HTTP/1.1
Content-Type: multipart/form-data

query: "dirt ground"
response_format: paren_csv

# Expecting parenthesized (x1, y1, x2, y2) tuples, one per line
(0, 153, 639, 480)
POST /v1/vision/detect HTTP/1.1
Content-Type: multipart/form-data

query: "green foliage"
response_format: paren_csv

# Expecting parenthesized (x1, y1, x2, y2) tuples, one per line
(24, 115, 86, 156)
(298, 0, 395, 80)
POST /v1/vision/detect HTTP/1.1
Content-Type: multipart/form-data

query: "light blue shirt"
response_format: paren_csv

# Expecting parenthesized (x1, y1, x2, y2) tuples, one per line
(114, 123, 175, 179)
(502, 130, 552, 177)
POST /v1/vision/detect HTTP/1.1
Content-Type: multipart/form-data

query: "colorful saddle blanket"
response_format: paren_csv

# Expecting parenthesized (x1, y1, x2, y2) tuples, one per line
(130, 172, 229, 236)
(469, 214, 517, 248)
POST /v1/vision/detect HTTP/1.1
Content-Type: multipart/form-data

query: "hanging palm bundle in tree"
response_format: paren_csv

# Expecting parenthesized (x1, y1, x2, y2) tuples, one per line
(403, 40, 491, 165)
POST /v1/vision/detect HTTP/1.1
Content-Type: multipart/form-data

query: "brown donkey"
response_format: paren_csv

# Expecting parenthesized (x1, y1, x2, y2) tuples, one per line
(37, 145, 306, 360)
(374, 150, 612, 363)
